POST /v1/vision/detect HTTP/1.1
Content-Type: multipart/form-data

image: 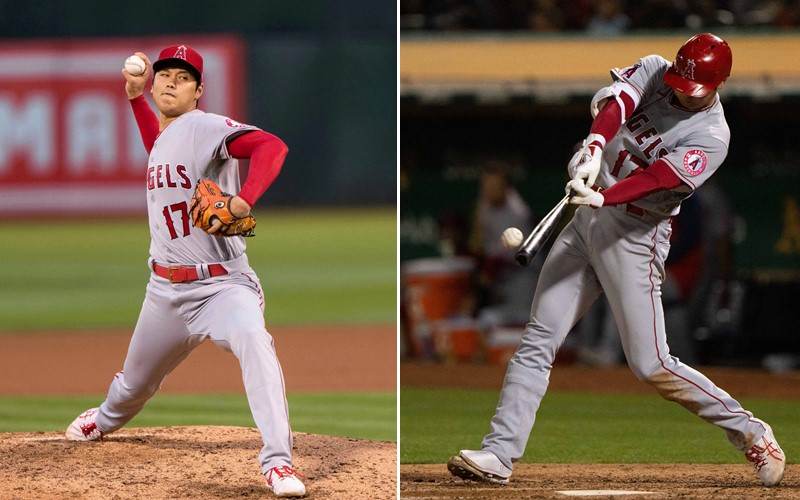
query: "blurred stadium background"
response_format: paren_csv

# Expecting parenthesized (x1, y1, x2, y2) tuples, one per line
(0, 0, 396, 443)
(399, 0, 800, 475)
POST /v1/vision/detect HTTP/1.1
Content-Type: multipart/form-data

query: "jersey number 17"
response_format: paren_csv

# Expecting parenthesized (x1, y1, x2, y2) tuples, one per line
(162, 202, 190, 239)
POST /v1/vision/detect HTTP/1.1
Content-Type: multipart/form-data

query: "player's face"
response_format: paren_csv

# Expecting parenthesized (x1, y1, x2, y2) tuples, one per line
(673, 88, 716, 110)
(151, 68, 203, 117)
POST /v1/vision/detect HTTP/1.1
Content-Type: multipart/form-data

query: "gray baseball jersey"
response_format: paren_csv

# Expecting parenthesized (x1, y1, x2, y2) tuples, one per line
(93, 108, 295, 474)
(596, 55, 730, 217)
(479, 55, 769, 470)
(147, 110, 258, 263)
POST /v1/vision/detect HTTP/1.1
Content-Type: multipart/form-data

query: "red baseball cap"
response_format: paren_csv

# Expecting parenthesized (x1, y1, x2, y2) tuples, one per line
(152, 44, 203, 83)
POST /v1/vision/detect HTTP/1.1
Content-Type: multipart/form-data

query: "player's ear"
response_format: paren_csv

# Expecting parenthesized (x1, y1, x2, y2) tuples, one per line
(195, 83, 204, 100)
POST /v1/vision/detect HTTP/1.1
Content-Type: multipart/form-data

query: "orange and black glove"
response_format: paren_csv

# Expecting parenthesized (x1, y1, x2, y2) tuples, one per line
(190, 178, 256, 237)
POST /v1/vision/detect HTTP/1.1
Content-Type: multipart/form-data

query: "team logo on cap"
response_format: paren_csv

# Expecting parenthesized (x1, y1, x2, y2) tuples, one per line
(683, 149, 707, 176)
(173, 45, 187, 60)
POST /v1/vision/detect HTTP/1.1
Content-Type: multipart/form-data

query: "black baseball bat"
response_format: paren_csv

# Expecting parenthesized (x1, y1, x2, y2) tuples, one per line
(515, 194, 571, 266)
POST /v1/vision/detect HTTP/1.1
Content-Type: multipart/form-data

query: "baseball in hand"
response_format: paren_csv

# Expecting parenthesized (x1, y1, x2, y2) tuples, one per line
(501, 227, 524, 250)
(124, 55, 146, 76)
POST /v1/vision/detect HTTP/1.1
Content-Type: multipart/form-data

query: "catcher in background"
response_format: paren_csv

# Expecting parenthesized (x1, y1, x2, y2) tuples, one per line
(64, 45, 306, 498)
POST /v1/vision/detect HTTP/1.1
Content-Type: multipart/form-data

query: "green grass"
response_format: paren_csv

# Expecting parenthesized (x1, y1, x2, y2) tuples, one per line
(0, 208, 395, 331)
(0, 392, 396, 442)
(401, 388, 799, 464)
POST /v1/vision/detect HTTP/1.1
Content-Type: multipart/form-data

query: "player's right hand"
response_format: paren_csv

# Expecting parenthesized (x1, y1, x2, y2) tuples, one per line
(121, 52, 152, 100)
(565, 178, 604, 208)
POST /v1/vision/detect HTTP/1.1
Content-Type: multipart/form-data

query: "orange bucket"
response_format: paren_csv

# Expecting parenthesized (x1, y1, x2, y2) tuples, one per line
(432, 318, 483, 362)
(401, 257, 475, 357)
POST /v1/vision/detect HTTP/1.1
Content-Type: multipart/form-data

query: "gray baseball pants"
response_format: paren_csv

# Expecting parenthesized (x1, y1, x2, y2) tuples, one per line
(94, 255, 293, 473)
(482, 205, 766, 469)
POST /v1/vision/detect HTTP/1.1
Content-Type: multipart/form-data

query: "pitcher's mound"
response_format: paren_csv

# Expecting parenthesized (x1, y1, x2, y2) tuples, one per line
(1, 426, 396, 499)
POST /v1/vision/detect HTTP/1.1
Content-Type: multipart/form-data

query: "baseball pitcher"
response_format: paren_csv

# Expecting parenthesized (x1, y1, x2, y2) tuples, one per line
(65, 45, 306, 497)
(448, 33, 785, 487)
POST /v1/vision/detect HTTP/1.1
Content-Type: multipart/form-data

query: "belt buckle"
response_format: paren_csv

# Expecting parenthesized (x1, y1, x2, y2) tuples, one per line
(168, 265, 186, 283)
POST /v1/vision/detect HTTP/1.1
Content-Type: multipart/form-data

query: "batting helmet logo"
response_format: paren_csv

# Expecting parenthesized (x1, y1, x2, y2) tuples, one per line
(683, 150, 708, 176)
(679, 59, 696, 80)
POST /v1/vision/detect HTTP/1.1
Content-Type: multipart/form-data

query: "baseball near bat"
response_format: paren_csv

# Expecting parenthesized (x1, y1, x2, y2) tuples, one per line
(515, 194, 571, 266)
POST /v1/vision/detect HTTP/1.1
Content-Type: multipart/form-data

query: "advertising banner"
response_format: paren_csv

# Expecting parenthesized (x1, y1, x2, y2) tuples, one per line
(0, 36, 244, 215)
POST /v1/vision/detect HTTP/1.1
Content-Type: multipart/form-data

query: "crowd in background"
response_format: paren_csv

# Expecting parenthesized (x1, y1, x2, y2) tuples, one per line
(400, 0, 800, 33)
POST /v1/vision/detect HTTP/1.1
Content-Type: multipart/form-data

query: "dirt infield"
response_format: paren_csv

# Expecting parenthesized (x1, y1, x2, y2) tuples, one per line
(402, 463, 800, 498)
(0, 426, 396, 499)
(401, 361, 800, 398)
(0, 324, 396, 394)
(401, 362, 800, 498)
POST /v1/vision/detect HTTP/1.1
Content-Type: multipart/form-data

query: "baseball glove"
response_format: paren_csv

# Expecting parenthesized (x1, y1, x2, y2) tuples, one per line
(190, 178, 256, 237)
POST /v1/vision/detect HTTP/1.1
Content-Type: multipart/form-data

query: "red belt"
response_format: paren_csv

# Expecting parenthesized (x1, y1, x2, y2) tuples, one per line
(625, 204, 646, 217)
(152, 262, 228, 283)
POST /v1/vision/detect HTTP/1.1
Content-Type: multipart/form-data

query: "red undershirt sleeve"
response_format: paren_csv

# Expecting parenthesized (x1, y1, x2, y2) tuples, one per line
(587, 91, 636, 147)
(227, 131, 289, 207)
(601, 159, 686, 206)
(590, 99, 622, 146)
(129, 95, 159, 154)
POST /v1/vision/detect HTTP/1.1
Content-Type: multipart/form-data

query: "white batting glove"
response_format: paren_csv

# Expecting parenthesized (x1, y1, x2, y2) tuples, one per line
(566, 179, 604, 208)
(566, 133, 606, 187)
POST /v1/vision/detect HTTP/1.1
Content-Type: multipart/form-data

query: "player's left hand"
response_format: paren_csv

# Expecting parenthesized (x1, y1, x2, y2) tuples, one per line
(190, 179, 257, 237)
(566, 179, 604, 208)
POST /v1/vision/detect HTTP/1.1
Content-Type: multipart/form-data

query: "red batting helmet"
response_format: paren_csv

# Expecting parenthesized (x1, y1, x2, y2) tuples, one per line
(152, 44, 203, 84)
(663, 33, 732, 98)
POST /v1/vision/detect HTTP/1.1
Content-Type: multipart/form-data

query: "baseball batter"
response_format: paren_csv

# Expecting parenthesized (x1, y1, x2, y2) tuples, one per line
(64, 45, 306, 497)
(448, 33, 786, 487)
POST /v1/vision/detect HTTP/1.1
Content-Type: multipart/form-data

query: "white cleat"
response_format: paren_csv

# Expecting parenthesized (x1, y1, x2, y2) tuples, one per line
(745, 423, 785, 487)
(65, 407, 104, 441)
(447, 449, 512, 484)
(265, 466, 306, 497)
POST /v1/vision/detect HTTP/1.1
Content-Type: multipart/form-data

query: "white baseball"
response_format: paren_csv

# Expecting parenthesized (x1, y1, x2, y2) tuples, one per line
(124, 55, 146, 76)
(501, 227, 524, 250)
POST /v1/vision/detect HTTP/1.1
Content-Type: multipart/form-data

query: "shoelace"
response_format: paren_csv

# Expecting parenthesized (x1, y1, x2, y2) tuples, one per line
(746, 438, 783, 471)
(266, 466, 304, 485)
